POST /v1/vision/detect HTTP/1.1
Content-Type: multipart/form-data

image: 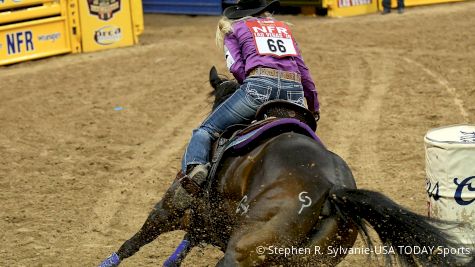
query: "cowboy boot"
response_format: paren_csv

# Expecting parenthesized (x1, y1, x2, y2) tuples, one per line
(173, 164, 210, 210)
(187, 164, 210, 188)
(180, 164, 210, 196)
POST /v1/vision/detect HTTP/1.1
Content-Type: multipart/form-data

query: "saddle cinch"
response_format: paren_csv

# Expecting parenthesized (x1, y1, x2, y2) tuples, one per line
(180, 100, 321, 196)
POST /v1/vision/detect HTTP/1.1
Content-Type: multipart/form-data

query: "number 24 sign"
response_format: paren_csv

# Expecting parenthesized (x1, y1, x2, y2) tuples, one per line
(246, 20, 298, 58)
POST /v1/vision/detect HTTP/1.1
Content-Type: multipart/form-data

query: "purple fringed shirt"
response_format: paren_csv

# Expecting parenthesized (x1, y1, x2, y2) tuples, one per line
(223, 17, 320, 112)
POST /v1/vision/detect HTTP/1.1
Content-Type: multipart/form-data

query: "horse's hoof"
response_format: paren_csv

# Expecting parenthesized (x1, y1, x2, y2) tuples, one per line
(98, 252, 120, 267)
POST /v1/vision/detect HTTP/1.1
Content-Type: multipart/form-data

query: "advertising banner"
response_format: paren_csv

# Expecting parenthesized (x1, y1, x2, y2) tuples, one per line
(323, 0, 379, 17)
(78, 0, 135, 52)
(0, 17, 70, 65)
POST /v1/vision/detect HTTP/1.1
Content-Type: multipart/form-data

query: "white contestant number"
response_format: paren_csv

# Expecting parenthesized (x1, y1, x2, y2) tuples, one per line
(246, 20, 298, 58)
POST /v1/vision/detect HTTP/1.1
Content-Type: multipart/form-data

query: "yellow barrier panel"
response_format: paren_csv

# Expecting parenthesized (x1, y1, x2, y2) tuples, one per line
(325, 0, 464, 17)
(78, 0, 136, 52)
(0, 2, 61, 25)
(0, 0, 71, 65)
(0, 0, 56, 10)
(324, 0, 379, 17)
(0, 17, 71, 65)
(130, 0, 144, 44)
(378, 0, 463, 9)
(66, 0, 82, 54)
(0, 0, 143, 65)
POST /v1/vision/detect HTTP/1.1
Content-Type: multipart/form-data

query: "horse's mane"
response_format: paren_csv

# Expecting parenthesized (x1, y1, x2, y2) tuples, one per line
(210, 81, 238, 109)
(209, 69, 239, 110)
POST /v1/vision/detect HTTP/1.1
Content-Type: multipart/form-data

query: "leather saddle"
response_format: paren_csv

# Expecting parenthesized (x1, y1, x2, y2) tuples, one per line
(180, 100, 320, 196)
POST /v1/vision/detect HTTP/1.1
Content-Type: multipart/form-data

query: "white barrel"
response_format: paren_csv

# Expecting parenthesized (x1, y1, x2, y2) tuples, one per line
(425, 124, 475, 247)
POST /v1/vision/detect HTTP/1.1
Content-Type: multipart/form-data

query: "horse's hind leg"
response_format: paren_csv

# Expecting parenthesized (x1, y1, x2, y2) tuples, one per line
(289, 203, 358, 266)
(218, 190, 327, 267)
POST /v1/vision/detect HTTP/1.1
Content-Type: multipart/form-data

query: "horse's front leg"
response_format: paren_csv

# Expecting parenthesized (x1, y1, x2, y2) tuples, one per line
(99, 179, 190, 266)
(117, 190, 183, 259)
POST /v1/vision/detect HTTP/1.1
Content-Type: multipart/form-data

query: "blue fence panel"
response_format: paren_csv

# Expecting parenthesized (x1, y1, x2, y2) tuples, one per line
(143, 0, 223, 15)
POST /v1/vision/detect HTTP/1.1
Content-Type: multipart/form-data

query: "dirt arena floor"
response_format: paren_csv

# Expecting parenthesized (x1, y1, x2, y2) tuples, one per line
(1, 2, 474, 266)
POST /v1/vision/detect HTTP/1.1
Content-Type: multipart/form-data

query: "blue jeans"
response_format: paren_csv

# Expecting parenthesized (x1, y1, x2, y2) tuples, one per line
(181, 76, 305, 172)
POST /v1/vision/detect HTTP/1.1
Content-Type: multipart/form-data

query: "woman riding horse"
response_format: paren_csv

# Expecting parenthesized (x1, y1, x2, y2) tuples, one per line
(176, 0, 320, 206)
(97, 1, 474, 266)
(99, 70, 473, 266)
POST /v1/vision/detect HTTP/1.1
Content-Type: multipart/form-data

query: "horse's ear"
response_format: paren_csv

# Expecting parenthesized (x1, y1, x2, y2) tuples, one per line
(209, 66, 222, 91)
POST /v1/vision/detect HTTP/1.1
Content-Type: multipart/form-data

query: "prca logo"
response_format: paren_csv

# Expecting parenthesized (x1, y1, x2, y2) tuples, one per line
(94, 25, 122, 45)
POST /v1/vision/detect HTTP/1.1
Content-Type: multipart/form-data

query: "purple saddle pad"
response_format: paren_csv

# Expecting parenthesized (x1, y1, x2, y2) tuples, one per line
(227, 118, 322, 152)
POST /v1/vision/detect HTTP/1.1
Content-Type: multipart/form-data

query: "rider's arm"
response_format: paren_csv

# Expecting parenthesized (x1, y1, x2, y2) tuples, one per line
(223, 33, 245, 84)
(292, 39, 319, 114)
(295, 55, 320, 114)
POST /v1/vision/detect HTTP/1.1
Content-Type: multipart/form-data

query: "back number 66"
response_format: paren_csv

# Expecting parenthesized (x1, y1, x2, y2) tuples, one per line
(267, 39, 287, 53)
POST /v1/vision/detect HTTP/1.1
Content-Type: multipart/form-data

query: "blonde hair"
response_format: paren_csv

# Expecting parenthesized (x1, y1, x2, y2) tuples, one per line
(215, 16, 233, 49)
(215, 12, 276, 49)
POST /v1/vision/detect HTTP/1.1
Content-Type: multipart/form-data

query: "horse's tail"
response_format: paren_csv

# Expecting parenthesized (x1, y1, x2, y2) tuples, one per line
(329, 187, 474, 267)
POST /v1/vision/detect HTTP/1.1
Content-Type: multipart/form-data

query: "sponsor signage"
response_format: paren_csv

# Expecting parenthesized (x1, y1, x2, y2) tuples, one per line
(88, 0, 121, 21)
(94, 25, 122, 45)
(454, 176, 475, 206)
(79, 0, 134, 52)
(38, 32, 61, 42)
(4, 30, 35, 55)
(0, 0, 142, 64)
(338, 0, 372, 7)
(0, 19, 70, 65)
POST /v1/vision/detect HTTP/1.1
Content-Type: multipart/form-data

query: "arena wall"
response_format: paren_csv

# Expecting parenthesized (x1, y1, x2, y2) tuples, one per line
(324, 0, 464, 17)
(0, 0, 143, 66)
(1, 0, 465, 65)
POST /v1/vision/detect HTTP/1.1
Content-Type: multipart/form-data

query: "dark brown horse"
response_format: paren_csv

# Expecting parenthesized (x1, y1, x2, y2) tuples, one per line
(98, 67, 473, 267)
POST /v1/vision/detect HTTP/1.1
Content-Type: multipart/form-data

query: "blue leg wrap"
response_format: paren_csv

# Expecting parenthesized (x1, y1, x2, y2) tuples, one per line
(98, 252, 120, 267)
(163, 239, 191, 267)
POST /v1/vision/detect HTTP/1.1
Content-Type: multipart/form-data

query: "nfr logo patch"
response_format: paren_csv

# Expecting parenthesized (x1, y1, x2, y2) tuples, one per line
(88, 0, 121, 21)
(6, 31, 35, 55)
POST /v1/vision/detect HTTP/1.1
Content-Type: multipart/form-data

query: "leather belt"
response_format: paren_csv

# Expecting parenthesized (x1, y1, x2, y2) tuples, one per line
(249, 67, 301, 83)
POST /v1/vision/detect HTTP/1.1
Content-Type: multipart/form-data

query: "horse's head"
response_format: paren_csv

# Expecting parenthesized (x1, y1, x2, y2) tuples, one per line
(209, 66, 240, 110)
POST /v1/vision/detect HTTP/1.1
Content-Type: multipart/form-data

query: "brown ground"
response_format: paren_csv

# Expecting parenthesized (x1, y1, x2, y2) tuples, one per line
(1, 2, 474, 266)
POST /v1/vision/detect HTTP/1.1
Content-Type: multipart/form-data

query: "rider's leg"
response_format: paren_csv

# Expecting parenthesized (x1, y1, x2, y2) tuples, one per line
(181, 126, 214, 181)
(181, 86, 258, 179)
